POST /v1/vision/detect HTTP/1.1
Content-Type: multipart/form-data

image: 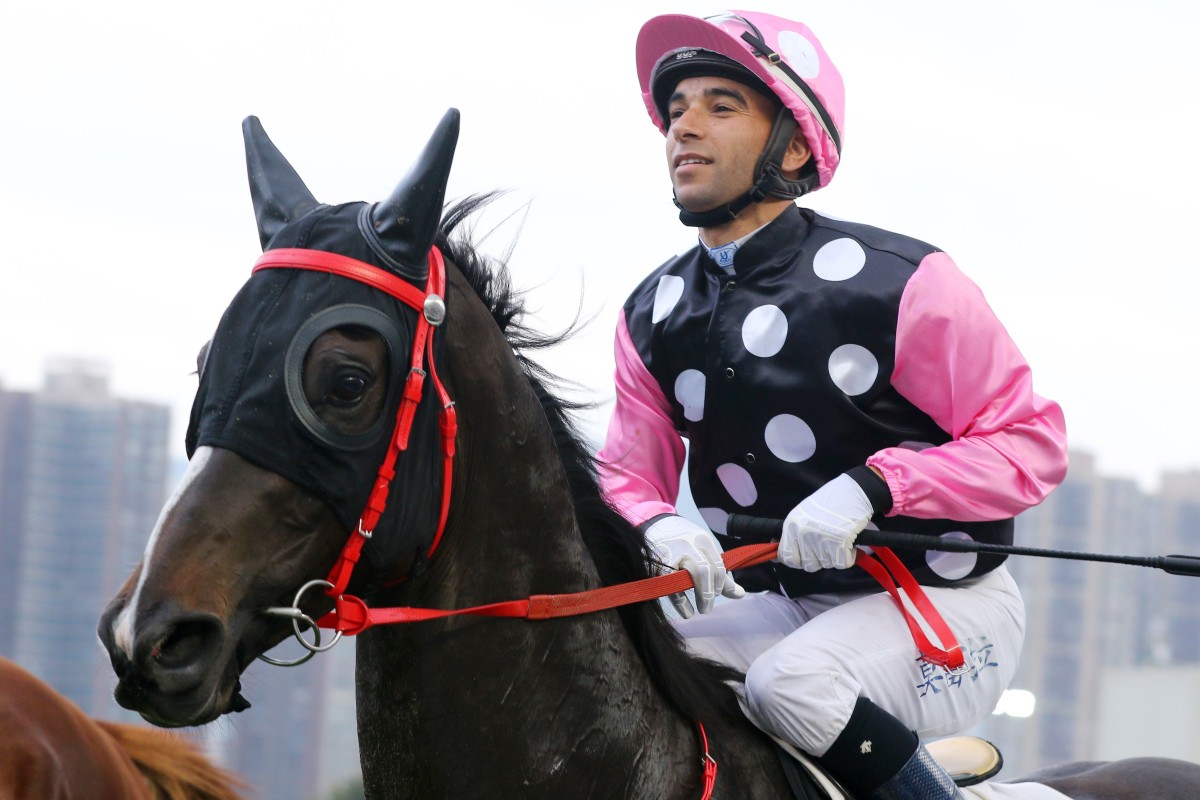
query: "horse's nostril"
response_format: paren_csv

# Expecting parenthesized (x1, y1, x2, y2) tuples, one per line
(136, 613, 225, 694)
(153, 617, 220, 671)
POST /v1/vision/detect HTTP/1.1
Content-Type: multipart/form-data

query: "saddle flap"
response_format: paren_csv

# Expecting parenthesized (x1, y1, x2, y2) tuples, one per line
(772, 736, 850, 800)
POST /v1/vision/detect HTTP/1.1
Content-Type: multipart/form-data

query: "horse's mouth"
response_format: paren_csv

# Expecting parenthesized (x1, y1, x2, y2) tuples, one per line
(107, 632, 262, 728)
(114, 670, 252, 728)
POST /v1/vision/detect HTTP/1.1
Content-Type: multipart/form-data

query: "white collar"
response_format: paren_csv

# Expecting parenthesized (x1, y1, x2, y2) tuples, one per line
(701, 223, 769, 273)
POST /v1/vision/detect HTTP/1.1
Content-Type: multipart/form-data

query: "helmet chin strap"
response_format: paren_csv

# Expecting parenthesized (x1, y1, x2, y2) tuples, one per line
(674, 107, 819, 229)
(675, 186, 761, 228)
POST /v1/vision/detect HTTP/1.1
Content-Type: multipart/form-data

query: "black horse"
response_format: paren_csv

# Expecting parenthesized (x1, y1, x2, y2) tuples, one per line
(98, 111, 1200, 799)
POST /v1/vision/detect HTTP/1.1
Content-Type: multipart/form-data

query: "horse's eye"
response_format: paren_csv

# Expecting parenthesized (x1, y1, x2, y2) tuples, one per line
(329, 372, 369, 407)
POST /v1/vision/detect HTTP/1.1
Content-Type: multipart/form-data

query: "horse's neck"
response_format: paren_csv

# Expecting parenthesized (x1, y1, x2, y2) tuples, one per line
(358, 550, 697, 797)
(354, 294, 700, 797)
(426, 275, 608, 601)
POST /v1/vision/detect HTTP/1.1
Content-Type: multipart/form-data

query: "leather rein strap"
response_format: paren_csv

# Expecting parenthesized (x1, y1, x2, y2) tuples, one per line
(312, 539, 965, 672)
(853, 547, 966, 671)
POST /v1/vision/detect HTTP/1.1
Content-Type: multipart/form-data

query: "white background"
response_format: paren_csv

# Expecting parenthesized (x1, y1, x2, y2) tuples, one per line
(2, 1, 1196, 489)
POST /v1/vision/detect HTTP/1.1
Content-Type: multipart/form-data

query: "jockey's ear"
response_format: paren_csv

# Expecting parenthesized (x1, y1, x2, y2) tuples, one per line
(781, 130, 812, 179)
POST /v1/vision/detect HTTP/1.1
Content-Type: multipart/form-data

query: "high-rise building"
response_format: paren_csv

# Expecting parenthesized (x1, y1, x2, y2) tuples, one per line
(968, 451, 1200, 778)
(1, 362, 363, 799)
(0, 360, 171, 719)
(214, 645, 336, 798)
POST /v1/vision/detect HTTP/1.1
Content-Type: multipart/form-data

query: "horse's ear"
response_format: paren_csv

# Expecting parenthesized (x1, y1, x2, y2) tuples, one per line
(370, 108, 460, 268)
(243, 116, 320, 251)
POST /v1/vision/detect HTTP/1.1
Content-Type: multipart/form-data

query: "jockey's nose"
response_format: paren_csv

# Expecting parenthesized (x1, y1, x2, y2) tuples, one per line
(670, 107, 702, 141)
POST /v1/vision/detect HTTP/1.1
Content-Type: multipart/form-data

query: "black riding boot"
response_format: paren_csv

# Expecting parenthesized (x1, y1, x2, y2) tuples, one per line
(867, 744, 963, 800)
(815, 697, 963, 800)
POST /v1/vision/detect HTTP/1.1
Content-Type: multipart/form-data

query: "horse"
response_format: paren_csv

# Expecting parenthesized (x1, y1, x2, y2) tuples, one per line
(0, 656, 244, 800)
(95, 110, 1200, 799)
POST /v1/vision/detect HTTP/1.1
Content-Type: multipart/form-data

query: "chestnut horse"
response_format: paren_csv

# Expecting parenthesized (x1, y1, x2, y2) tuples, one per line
(97, 111, 1200, 799)
(0, 657, 243, 800)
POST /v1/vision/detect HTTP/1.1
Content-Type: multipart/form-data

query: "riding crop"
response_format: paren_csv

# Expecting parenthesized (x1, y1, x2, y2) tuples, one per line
(725, 515, 1200, 577)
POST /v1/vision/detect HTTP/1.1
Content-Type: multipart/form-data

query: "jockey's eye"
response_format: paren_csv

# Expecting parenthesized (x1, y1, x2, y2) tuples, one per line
(328, 371, 369, 407)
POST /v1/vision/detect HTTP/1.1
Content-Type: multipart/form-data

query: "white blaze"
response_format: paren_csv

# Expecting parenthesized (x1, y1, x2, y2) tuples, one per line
(111, 446, 214, 658)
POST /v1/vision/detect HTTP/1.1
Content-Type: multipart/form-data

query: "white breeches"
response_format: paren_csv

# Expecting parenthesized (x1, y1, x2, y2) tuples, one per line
(673, 566, 1025, 756)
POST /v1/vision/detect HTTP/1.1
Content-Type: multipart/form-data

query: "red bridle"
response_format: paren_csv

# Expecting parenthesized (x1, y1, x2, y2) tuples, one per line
(252, 246, 457, 600)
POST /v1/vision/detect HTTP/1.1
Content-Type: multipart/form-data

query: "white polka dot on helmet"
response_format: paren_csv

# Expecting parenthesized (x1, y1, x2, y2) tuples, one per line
(636, 10, 846, 192)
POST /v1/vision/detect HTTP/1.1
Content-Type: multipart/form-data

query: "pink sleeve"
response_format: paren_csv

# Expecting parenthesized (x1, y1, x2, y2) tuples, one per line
(866, 252, 1068, 521)
(597, 310, 686, 525)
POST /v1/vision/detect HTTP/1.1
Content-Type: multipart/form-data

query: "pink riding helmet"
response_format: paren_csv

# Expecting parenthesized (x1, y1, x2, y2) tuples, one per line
(636, 10, 846, 191)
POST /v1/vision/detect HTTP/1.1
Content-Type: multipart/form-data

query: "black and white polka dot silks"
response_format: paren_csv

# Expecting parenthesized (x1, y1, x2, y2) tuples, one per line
(608, 206, 1016, 597)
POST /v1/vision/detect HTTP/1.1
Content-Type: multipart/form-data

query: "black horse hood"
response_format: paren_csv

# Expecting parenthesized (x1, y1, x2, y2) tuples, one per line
(187, 205, 445, 542)
(185, 110, 459, 566)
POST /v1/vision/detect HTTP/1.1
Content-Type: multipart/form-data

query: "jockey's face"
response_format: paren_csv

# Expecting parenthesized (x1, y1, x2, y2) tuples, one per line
(664, 76, 778, 215)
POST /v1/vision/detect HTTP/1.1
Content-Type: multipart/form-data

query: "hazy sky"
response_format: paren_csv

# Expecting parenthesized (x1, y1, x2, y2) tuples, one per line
(2, 1, 1197, 491)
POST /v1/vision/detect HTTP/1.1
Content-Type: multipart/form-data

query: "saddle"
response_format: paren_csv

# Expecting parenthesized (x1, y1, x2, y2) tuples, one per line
(774, 735, 1003, 799)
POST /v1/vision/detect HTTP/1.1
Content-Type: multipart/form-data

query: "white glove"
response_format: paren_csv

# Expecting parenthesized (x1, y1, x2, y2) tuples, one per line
(644, 515, 745, 618)
(779, 473, 875, 572)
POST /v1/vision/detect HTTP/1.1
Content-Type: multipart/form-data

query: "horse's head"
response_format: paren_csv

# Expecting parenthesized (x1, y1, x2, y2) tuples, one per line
(98, 111, 461, 727)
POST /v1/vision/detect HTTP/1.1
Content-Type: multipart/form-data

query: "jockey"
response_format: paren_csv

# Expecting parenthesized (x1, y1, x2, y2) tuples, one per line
(598, 10, 1068, 800)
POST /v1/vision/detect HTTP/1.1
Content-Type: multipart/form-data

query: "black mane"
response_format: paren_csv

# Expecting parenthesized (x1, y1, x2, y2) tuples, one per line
(436, 195, 745, 729)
